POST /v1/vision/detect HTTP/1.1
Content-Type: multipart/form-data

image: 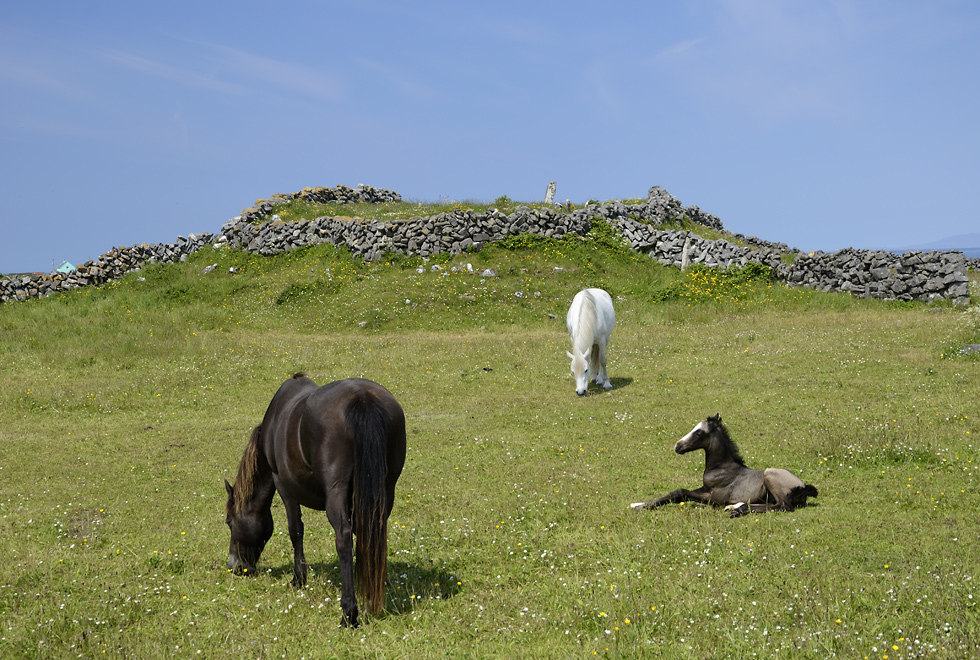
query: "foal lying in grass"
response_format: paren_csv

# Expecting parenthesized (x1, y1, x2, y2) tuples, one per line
(631, 414, 818, 518)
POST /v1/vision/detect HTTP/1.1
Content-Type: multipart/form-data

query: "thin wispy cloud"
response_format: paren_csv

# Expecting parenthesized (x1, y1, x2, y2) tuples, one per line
(651, 37, 706, 63)
(355, 58, 435, 101)
(105, 50, 248, 96)
(202, 42, 345, 102)
(0, 58, 92, 102)
(0, 27, 98, 105)
(106, 37, 345, 103)
(646, 2, 862, 124)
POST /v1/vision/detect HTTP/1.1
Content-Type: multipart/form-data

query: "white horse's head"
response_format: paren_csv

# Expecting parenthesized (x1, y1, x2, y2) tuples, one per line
(567, 350, 590, 396)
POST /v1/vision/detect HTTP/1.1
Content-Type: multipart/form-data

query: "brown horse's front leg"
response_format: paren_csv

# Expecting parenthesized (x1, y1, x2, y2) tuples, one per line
(631, 487, 711, 509)
(281, 497, 307, 587)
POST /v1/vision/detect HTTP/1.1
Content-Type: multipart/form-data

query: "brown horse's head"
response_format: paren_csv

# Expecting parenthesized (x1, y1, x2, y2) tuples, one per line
(224, 425, 273, 575)
(225, 478, 273, 575)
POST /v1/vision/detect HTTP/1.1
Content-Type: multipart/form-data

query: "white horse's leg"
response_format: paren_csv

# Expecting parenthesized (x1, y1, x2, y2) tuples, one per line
(597, 338, 612, 390)
(589, 344, 601, 384)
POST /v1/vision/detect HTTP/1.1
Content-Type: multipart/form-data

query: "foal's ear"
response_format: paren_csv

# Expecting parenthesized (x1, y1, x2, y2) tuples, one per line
(709, 413, 722, 424)
(566, 351, 574, 360)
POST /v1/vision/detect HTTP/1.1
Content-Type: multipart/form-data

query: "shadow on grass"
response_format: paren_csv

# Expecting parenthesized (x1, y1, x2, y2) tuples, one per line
(384, 560, 462, 614)
(583, 376, 633, 394)
(263, 558, 462, 615)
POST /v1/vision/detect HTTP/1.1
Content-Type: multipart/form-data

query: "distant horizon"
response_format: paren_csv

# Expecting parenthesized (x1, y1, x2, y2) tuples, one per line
(879, 231, 980, 257)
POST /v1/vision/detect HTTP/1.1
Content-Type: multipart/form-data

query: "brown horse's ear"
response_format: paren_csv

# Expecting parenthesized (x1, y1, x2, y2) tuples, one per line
(225, 479, 234, 496)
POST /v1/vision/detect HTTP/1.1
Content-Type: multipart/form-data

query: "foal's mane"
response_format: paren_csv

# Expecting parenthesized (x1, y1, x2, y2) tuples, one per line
(709, 417, 747, 466)
(231, 425, 262, 517)
(573, 291, 598, 350)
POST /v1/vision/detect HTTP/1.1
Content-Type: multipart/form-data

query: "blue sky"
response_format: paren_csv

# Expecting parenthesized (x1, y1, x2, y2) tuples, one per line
(2, 1, 978, 273)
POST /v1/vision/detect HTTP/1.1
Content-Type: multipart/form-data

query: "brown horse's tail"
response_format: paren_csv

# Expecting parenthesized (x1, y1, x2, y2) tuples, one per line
(346, 390, 392, 616)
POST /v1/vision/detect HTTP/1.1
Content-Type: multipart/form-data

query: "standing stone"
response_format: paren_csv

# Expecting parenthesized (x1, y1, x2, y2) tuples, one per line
(681, 235, 692, 271)
(544, 181, 557, 205)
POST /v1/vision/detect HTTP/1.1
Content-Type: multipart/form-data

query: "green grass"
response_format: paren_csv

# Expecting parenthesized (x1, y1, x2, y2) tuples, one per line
(257, 196, 563, 226)
(1, 224, 978, 658)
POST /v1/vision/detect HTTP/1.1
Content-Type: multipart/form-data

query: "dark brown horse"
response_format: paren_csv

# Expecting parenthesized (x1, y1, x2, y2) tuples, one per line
(225, 374, 406, 627)
(631, 414, 817, 518)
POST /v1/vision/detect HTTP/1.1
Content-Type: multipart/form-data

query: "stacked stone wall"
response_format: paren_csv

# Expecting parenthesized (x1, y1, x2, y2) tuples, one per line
(2, 184, 975, 305)
(1, 234, 215, 302)
(776, 248, 972, 304)
(238, 184, 402, 225)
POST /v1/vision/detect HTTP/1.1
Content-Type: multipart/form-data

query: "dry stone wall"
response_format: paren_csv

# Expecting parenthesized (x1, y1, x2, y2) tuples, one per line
(222, 206, 591, 261)
(2, 184, 975, 305)
(1, 234, 216, 303)
(777, 248, 972, 304)
(238, 184, 402, 225)
(219, 185, 722, 262)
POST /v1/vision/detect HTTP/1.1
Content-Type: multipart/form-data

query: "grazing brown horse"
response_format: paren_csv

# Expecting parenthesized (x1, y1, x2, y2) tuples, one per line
(225, 374, 406, 627)
(630, 414, 817, 518)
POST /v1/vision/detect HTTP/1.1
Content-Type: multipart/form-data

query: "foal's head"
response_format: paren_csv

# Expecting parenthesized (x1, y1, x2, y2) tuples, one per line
(566, 350, 590, 396)
(674, 414, 743, 462)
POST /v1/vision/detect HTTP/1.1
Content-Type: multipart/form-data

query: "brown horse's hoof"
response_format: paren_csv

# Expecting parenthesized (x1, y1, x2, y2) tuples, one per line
(341, 607, 359, 628)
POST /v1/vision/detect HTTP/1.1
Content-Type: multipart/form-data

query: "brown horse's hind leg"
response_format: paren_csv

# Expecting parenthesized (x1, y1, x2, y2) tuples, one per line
(326, 493, 358, 628)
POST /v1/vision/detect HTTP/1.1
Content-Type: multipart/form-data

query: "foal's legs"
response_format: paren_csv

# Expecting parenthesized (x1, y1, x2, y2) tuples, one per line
(727, 469, 807, 517)
(762, 468, 805, 511)
(726, 501, 780, 517)
(280, 493, 307, 586)
(631, 487, 713, 509)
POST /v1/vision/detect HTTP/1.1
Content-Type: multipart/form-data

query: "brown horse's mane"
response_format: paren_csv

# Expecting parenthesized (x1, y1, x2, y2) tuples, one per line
(231, 425, 262, 517)
(230, 375, 307, 516)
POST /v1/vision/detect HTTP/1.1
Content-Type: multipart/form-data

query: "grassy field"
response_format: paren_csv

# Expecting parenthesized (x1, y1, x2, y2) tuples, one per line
(1, 221, 978, 659)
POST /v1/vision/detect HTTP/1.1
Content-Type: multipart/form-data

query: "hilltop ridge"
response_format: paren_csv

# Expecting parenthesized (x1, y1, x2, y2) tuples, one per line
(2, 185, 975, 306)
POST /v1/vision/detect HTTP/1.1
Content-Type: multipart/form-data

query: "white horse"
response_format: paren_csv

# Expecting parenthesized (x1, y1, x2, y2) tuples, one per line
(566, 288, 615, 396)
